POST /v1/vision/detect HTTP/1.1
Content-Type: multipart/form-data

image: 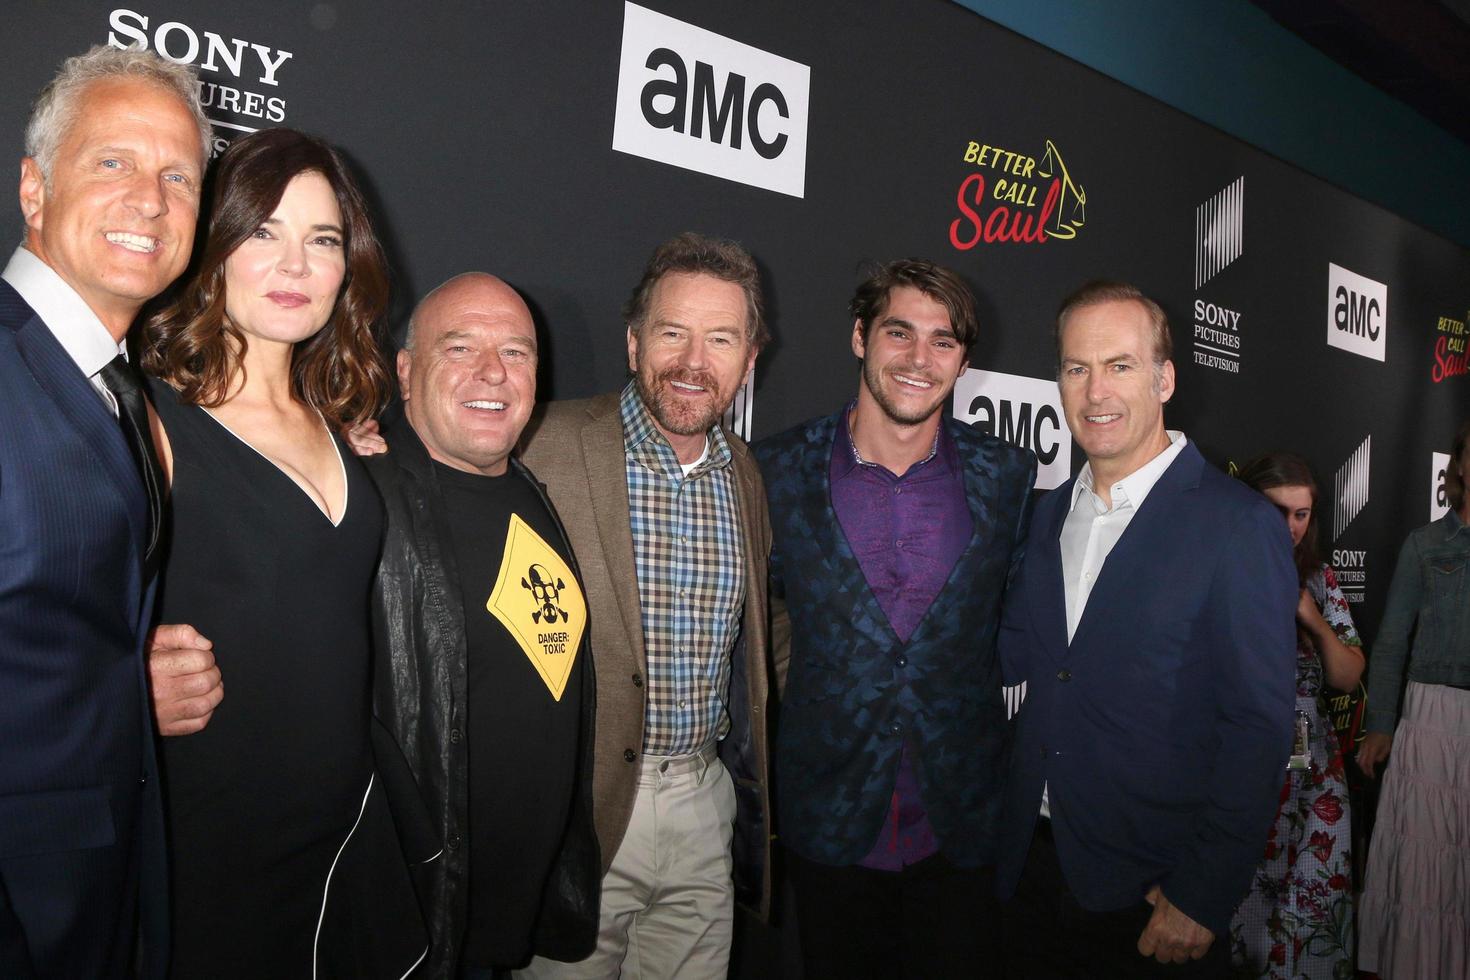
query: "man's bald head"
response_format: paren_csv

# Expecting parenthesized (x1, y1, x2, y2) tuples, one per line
(397, 272, 538, 476)
(404, 272, 531, 351)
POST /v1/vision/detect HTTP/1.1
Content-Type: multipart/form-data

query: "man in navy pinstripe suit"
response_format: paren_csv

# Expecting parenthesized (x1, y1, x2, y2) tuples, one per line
(0, 46, 211, 977)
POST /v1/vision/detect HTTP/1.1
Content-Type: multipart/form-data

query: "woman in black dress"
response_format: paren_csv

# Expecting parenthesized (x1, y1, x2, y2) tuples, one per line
(141, 128, 424, 978)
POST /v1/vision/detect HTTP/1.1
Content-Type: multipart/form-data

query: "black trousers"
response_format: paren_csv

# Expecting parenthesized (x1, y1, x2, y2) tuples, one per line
(1001, 822, 1229, 980)
(789, 849, 1000, 979)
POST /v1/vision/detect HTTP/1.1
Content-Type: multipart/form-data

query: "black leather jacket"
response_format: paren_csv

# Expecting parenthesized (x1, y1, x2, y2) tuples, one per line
(366, 419, 600, 977)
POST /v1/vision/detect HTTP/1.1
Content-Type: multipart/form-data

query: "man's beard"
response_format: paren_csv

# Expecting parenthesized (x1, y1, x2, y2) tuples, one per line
(636, 364, 727, 436)
(862, 357, 946, 426)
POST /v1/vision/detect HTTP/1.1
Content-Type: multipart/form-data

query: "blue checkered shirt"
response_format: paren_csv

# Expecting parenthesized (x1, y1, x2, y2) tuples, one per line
(621, 382, 746, 756)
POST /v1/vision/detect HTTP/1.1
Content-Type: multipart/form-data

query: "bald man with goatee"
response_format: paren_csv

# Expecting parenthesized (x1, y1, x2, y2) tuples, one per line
(366, 274, 600, 978)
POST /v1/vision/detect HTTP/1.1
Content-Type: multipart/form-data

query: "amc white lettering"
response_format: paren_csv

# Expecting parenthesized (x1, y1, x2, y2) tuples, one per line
(640, 50, 789, 160)
(108, 8, 294, 85)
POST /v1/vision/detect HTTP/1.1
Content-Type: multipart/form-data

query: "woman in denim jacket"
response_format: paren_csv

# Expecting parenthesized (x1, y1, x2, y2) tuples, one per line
(1357, 419, 1470, 980)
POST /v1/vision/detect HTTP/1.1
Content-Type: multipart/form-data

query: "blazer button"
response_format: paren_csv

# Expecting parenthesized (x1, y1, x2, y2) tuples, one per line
(889, 721, 904, 736)
(447, 835, 461, 851)
(1056, 669, 1072, 682)
(632, 673, 643, 688)
(624, 748, 637, 763)
(895, 655, 908, 668)
(449, 728, 463, 744)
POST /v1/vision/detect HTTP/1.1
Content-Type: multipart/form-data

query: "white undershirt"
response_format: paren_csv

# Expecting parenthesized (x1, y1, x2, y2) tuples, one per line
(1041, 430, 1188, 819)
(2, 246, 124, 416)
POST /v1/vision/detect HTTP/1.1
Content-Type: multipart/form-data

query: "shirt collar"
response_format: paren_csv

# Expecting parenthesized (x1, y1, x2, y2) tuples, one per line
(1, 246, 124, 377)
(1445, 506, 1470, 539)
(833, 400, 948, 481)
(1070, 430, 1188, 513)
(619, 380, 732, 476)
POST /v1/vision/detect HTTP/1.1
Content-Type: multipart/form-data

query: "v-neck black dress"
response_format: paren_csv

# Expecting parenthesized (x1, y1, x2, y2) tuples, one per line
(148, 378, 390, 977)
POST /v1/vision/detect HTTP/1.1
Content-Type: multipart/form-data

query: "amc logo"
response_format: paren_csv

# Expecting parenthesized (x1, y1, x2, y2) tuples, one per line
(612, 3, 810, 198)
(952, 369, 1072, 490)
(1326, 263, 1387, 362)
(1432, 451, 1451, 521)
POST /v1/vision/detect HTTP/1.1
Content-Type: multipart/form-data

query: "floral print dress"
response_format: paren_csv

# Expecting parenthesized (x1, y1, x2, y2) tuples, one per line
(1230, 565, 1360, 980)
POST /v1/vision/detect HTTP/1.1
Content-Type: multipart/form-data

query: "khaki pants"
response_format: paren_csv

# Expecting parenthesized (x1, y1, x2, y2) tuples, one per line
(516, 747, 735, 980)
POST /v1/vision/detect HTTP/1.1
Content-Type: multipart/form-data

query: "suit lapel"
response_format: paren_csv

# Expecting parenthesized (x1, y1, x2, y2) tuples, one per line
(580, 400, 648, 672)
(1030, 480, 1072, 662)
(801, 416, 901, 649)
(1067, 444, 1205, 651)
(906, 422, 998, 647)
(5, 291, 146, 563)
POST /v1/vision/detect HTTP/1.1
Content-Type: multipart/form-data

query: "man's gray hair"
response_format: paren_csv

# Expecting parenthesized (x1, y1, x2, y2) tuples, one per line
(25, 44, 211, 185)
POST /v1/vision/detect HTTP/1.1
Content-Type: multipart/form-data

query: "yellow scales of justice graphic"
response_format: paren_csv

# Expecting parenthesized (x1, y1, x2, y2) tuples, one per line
(486, 514, 586, 701)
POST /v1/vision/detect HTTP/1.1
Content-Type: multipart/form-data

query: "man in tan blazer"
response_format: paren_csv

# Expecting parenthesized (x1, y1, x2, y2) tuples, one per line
(516, 233, 777, 980)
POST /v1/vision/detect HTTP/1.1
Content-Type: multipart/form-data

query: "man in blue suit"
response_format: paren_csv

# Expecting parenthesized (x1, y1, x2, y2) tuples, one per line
(0, 46, 210, 977)
(995, 281, 1296, 978)
(756, 260, 1036, 978)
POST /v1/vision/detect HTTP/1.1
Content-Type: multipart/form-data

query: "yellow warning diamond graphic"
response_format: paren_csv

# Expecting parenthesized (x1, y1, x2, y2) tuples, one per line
(487, 514, 586, 701)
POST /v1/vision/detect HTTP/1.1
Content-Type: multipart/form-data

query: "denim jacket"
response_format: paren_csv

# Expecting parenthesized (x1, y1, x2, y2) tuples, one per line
(1364, 508, 1470, 734)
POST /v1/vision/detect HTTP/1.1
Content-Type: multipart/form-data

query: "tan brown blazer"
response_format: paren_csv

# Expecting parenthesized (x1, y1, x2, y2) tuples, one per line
(518, 391, 777, 917)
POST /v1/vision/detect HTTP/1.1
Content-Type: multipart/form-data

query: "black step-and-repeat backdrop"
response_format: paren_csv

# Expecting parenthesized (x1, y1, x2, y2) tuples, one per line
(6, 1, 1468, 648)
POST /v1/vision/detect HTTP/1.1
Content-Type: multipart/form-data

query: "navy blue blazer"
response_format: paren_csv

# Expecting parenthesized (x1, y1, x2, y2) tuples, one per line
(995, 440, 1297, 937)
(756, 412, 1036, 868)
(0, 280, 166, 977)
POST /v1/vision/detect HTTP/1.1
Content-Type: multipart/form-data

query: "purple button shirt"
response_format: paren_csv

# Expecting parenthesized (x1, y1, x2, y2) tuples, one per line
(829, 406, 972, 870)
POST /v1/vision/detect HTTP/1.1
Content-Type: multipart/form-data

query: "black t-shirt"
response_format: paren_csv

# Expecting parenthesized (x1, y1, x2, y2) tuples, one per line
(433, 461, 585, 968)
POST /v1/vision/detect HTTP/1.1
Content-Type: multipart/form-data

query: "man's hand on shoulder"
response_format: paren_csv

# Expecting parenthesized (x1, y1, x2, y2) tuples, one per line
(1137, 885, 1214, 964)
(148, 624, 222, 736)
(343, 418, 387, 456)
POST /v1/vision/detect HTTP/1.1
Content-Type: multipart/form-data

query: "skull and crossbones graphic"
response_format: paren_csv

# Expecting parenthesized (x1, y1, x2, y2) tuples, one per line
(522, 564, 569, 624)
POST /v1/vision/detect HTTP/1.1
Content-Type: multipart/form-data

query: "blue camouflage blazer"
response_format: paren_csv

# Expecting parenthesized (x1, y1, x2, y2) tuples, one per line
(755, 411, 1036, 868)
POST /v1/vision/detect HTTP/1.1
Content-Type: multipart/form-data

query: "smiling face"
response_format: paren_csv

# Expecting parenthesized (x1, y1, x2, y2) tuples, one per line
(398, 274, 537, 477)
(627, 271, 755, 461)
(1262, 484, 1313, 549)
(852, 285, 968, 427)
(1058, 298, 1175, 485)
(222, 171, 346, 349)
(19, 77, 204, 340)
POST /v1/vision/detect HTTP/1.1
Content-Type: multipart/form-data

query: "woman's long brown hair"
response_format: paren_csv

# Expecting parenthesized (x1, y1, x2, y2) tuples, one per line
(141, 127, 389, 425)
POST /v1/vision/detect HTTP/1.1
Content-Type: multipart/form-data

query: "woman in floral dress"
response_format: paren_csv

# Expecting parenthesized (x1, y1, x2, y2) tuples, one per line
(1230, 453, 1366, 980)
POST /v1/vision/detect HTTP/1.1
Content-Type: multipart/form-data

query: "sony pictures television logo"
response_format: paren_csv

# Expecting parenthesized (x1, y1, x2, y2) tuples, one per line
(1332, 436, 1371, 604)
(612, 2, 811, 198)
(1195, 176, 1243, 290)
(108, 8, 295, 154)
(951, 369, 1072, 490)
(1326, 264, 1387, 362)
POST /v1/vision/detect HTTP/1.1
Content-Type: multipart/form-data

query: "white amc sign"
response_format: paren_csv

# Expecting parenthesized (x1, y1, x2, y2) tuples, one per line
(612, 2, 810, 198)
(952, 368, 1073, 490)
(1432, 451, 1451, 521)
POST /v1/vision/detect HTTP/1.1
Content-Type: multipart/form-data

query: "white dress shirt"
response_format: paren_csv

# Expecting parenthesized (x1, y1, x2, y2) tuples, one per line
(1042, 429, 1189, 818)
(2, 246, 125, 416)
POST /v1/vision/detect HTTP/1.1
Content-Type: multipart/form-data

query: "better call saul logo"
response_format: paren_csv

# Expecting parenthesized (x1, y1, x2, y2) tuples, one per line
(1431, 311, 1468, 383)
(612, 3, 810, 198)
(949, 137, 1087, 250)
(1326, 263, 1387, 362)
(952, 369, 1072, 490)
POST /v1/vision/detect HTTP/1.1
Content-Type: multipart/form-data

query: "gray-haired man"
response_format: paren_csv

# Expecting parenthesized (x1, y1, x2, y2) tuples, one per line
(0, 45, 209, 977)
